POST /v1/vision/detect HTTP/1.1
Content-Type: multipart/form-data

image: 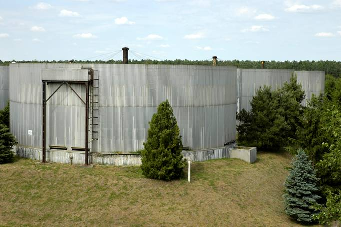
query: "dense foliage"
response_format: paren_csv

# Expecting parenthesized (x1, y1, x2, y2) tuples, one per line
(0, 102, 10, 128)
(1, 59, 341, 77)
(0, 103, 16, 164)
(237, 75, 304, 149)
(141, 100, 185, 181)
(314, 189, 341, 225)
(0, 123, 17, 164)
(293, 74, 341, 224)
(283, 149, 321, 223)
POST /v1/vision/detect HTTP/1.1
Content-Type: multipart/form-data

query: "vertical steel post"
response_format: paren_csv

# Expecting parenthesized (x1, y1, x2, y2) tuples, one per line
(42, 82, 46, 163)
(122, 47, 129, 64)
(85, 82, 89, 165)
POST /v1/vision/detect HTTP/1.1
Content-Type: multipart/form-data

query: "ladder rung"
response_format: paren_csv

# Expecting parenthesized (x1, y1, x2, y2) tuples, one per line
(90, 124, 99, 126)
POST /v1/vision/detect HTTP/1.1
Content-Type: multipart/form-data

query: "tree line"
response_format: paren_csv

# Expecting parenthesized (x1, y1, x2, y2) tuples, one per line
(1, 59, 341, 77)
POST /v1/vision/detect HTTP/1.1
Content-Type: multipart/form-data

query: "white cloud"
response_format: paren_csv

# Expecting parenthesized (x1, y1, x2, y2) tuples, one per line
(33, 2, 52, 10)
(0, 33, 9, 38)
(315, 32, 334, 37)
(196, 46, 212, 51)
(242, 25, 269, 32)
(237, 7, 257, 16)
(14, 38, 22, 41)
(285, 4, 323, 13)
(32, 38, 41, 42)
(59, 9, 80, 17)
(254, 14, 275, 20)
(332, 0, 341, 7)
(137, 34, 164, 40)
(338, 31, 341, 36)
(73, 33, 97, 38)
(0, 16, 3, 21)
(189, 0, 211, 7)
(31, 26, 45, 32)
(115, 17, 135, 25)
(184, 32, 204, 39)
(160, 44, 170, 48)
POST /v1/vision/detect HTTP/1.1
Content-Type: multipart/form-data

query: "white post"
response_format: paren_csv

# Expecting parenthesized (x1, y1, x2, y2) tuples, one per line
(188, 160, 191, 182)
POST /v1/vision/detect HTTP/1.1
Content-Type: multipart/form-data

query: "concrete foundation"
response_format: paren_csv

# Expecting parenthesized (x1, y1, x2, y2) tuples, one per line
(15, 143, 256, 165)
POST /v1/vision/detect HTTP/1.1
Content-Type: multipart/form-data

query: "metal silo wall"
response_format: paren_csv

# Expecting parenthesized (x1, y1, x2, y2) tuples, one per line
(10, 63, 237, 153)
(238, 69, 293, 112)
(0, 66, 9, 110)
(9, 63, 87, 148)
(92, 64, 237, 152)
(295, 71, 325, 106)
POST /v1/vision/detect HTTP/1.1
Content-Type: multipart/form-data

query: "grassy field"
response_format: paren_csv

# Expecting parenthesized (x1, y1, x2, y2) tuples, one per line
(0, 151, 305, 226)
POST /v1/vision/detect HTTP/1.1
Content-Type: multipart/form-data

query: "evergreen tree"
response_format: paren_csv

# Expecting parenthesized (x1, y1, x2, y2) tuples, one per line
(0, 102, 10, 128)
(141, 100, 185, 181)
(284, 149, 321, 223)
(0, 123, 17, 164)
(237, 75, 305, 149)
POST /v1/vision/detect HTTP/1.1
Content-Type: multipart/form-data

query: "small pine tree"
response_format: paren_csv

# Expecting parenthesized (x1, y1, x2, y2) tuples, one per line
(284, 149, 321, 223)
(0, 124, 17, 164)
(141, 100, 185, 181)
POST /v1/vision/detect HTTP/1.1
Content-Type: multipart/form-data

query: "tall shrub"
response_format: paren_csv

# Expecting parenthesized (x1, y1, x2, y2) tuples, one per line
(141, 100, 185, 181)
(283, 149, 321, 223)
(0, 124, 17, 164)
(237, 75, 304, 149)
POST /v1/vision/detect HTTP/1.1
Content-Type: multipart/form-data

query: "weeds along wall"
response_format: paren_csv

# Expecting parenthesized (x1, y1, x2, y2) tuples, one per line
(10, 63, 237, 153)
(0, 66, 9, 110)
(237, 69, 325, 112)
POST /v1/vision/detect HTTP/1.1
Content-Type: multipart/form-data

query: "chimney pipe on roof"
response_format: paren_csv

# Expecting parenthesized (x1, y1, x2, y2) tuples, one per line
(122, 47, 129, 64)
(212, 56, 217, 66)
(261, 61, 265, 69)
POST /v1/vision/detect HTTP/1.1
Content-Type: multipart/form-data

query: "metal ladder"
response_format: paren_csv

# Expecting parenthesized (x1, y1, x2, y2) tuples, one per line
(90, 70, 99, 152)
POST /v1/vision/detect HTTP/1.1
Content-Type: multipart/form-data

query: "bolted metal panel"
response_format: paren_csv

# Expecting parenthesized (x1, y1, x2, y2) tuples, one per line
(0, 66, 9, 110)
(10, 63, 237, 153)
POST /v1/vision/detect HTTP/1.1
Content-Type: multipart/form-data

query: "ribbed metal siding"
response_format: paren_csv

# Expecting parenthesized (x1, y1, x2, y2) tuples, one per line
(296, 71, 325, 106)
(10, 64, 237, 152)
(238, 69, 293, 112)
(0, 66, 9, 110)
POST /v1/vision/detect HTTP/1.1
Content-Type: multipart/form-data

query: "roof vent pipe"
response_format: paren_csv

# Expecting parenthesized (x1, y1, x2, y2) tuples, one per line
(122, 47, 129, 64)
(261, 61, 265, 69)
(212, 56, 217, 66)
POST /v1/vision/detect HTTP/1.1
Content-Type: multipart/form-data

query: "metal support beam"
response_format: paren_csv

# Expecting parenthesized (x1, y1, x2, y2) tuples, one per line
(42, 82, 46, 163)
(46, 82, 65, 102)
(66, 82, 86, 105)
(41, 78, 92, 166)
(85, 82, 89, 165)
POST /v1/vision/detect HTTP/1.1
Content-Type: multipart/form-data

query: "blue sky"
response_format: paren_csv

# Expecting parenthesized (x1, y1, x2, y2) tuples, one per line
(0, 0, 340, 61)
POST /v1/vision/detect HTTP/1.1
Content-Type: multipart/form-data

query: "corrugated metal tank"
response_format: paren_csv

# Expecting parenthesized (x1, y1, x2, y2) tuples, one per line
(237, 69, 293, 112)
(0, 66, 9, 110)
(10, 63, 237, 153)
(237, 69, 325, 112)
(296, 71, 325, 106)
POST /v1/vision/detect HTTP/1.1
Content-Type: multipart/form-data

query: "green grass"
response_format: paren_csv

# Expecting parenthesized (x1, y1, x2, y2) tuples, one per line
(0, 152, 311, 226)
